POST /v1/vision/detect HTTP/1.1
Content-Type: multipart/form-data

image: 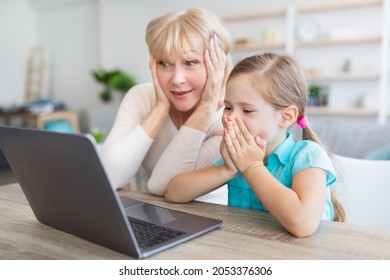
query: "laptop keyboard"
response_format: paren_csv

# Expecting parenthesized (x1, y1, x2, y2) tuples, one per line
(129, 218, 185, 249)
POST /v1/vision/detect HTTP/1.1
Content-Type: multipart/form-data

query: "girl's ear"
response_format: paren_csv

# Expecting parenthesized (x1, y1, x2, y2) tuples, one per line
(279, 106, 298, 128)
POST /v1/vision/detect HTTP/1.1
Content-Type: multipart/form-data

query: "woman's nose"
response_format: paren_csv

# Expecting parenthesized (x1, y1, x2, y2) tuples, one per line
(171, 67, 186, 85)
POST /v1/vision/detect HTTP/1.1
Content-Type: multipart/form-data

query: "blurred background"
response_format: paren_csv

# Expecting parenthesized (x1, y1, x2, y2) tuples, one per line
(1, 0, 390, 153)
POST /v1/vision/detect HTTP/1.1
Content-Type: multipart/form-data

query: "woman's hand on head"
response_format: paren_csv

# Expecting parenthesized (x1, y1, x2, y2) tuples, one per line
(224, 116, 266, 173)
(149, 57, 171, 111)
(199, 34, 227, 111)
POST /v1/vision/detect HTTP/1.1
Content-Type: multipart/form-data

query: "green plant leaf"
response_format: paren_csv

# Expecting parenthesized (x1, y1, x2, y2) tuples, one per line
(99, 89, 112, 102)
(109, 71, 137, 93)
(308, 84, 322, 97)
(91, 68, 137, 101)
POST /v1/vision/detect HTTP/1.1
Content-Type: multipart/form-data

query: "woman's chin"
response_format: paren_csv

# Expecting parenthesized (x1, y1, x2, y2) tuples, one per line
(171, 102, 197, 113)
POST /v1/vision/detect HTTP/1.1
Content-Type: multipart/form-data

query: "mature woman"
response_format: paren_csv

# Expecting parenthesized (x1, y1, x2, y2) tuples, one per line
(101, 8, 232, 202)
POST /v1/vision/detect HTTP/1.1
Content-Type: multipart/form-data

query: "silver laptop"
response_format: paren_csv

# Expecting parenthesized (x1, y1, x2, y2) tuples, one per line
(0, 126, 222, 258)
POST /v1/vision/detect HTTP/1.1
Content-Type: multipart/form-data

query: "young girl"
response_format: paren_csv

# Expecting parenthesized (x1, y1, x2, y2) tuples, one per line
(165, 53, 345, 238)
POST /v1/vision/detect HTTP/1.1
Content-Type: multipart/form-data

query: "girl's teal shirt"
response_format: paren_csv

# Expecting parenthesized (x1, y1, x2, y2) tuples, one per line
(215, 133, 336, 220)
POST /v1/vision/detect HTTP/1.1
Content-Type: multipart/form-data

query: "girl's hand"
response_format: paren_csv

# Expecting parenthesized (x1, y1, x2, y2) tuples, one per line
(198, 34, 227, 111)
(149, 57, 170, 111)
(220, 130, 238, 177)
(224, 116, 266, 173)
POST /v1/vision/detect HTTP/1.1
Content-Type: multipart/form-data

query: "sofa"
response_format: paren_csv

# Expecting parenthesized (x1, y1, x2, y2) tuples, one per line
(290, 115, 390, 159)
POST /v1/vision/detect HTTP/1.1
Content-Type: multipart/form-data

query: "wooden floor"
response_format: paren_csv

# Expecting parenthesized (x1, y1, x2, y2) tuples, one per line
(0, 168, 17, 186)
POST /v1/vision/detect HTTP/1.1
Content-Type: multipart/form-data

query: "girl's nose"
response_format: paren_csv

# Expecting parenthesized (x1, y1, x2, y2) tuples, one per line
(223, 112, 236, 125)
(225, 111, 236, 119)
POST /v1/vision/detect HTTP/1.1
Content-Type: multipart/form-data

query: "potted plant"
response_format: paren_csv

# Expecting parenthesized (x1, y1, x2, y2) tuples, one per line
(91, 69, 137, 102)
(308, 84, 328, 107)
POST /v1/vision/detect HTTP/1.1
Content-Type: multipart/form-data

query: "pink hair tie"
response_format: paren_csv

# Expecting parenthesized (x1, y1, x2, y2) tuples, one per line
(297, 114, 309, 129)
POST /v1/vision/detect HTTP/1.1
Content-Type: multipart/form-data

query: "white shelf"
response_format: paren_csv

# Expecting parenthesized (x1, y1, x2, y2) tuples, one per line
(295, 36, 381, 48)
(222, 0, 383, 21)
(306, 107, 378, 116)
(296, 0, 382, 14)
(221, 0, 389, 124)
(307, 72, 380, 81)
(232, 43, 285, 52)
(230, 27, 381, 52)
(222, 9, 285, 22)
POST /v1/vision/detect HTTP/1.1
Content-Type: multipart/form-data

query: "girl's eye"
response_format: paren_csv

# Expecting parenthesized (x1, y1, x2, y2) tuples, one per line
(243, 109, 253, 113)
(159, 61, 170, 68)
(224, 106, 232, 111)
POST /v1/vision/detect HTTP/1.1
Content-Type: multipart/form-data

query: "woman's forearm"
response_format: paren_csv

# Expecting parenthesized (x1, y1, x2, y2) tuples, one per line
(147, 126, 222, 195)
(140, 101, 170, 138)
(101, 124, 154, 189)
(101, 84, 169, 190)
(102, 102, 169, 189)
(185, 103, 220, 132)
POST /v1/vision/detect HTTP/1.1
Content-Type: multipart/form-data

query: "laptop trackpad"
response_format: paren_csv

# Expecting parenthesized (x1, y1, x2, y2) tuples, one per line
(125, 204, 187, 225)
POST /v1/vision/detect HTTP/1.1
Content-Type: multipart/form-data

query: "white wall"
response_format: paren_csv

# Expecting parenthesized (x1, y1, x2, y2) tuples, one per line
(33, 0, 99, 113)
(0, 0, 36, 107)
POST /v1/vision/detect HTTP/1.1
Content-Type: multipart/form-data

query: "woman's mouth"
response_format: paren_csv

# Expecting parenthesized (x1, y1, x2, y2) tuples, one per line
(172, 90, 192, 99)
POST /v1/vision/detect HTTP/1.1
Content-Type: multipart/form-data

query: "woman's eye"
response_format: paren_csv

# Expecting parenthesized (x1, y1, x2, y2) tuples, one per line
(159, 61, 170, 68)
(186, 60, 197, 66)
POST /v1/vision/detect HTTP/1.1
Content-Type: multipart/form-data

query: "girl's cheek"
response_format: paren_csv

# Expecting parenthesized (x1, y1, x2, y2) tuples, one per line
(258, 131, 268, 140)
(247, 123, 263, 138)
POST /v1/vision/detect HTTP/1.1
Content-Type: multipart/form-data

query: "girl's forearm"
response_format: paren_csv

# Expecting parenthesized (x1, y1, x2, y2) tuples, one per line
(165, 164, 234, 203)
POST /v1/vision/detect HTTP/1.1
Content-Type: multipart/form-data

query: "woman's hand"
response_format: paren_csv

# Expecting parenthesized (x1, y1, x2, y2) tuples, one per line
(140, 58, 171, 139)
(199, 34, 227, 111)
(224, 116, 266, 173)
(149, 57, 171, 111)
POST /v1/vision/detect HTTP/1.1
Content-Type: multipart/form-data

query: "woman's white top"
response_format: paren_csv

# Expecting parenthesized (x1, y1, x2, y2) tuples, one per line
(101, 83, 227, 203)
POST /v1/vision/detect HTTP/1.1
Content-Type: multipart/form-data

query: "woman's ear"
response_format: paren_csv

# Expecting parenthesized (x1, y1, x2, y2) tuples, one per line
(279, 106, 298, 128)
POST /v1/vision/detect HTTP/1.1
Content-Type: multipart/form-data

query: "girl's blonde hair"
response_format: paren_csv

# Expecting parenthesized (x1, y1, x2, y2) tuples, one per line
(146, 7, 233, 85)
(228, 53, 345, 222)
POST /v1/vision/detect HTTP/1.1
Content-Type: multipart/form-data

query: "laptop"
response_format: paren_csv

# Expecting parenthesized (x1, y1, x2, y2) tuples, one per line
(0, 126, 222, 258)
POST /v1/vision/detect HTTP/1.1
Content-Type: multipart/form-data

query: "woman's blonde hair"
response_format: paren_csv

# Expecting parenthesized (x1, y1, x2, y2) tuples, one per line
(145, 7, 233, 85)
(228, 53, 345, 222)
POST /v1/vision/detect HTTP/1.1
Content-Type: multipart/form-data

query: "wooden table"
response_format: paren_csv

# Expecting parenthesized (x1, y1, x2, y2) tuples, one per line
(1, 183, 390, 260)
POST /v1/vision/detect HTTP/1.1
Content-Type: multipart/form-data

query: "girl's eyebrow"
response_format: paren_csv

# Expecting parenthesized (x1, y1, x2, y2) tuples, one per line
(237, 102, 256, 107)
(224, 100, 256, 107)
